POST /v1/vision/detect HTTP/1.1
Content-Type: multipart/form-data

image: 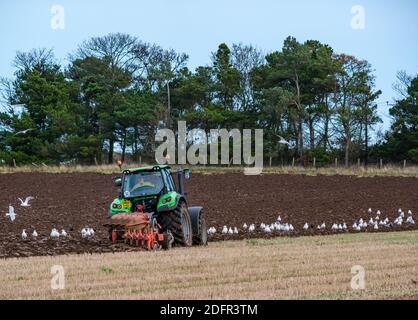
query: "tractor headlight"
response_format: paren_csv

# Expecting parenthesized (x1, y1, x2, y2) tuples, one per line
(162, 196, 172, 204)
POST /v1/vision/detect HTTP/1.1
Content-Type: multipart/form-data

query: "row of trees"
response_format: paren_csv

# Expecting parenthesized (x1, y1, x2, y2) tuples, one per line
(0, 33, 416, 165)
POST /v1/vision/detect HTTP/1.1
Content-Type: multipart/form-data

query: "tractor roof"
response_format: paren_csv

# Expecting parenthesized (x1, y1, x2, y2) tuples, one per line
(124, 165, 170, 174)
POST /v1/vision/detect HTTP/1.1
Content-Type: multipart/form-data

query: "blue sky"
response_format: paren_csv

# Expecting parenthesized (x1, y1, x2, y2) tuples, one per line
(1, 0, 417, 131)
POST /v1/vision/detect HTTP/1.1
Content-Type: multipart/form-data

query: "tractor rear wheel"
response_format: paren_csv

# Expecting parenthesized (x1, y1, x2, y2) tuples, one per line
(160, 202, 193, 247)
(189, 207, 208, 246)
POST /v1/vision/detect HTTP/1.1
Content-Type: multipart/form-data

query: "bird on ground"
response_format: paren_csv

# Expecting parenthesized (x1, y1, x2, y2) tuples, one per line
(289, 224, 294, 232)
(32, 230, 38, 239)
(332, 224, 338, 231)
(408, 210, 413, 215)
(338, 224, 343, 231)
(358, 218, 364, 225)
(60, 229, 67, 237)
(234, 227, 239, 234)
(362, 222, 368, 228)
(222, 226, 228, 234)
(374, 223, 379, 230)
(260, 223, 266, 230)
(320, 222, 326, 230)
(21, 229, 27, 240)
(352, 222, 358, 229)
(243, 223, 248, 230)
(248, 224, 255, 232)
(264, 225, 272, 233)
(369, 218, 374, 225)
(368, 208, 373, 214)
(376, 210, 381, 216)
(228, 227, 234, 235)
(50, 229, 60, 238)
(14, 128, 34, 136)
(407, 216, 415, 225)
(277, 216, 282, 222)
(88, 228, 95, 236)
(81, 228, 89, 238)
(18, 196, 34, 207)
(343, 223, 348, 230)
(303, 223, 309, 231)
(6, 205, 16, 222)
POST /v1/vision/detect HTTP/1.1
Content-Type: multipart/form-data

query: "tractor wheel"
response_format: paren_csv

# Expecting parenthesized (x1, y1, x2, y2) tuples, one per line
(189, 207, 208, 246)
(160, 202, 193, 247)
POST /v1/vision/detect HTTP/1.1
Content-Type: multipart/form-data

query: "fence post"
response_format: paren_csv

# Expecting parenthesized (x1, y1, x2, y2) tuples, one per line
(313, 157, 316, 168)
(335, 158, 338, 168)
(13, 158, 16, 167)
(403, 160, 406, 169)
(269, 156, 272, 168)
(94, 156, 98, 166)
(292, 157, 295, 168)
(357, 158, 360, 168)
(379, 158, 383, 169)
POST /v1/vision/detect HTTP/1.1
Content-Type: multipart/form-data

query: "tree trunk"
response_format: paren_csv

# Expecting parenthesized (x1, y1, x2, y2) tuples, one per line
(345, 131, 350, 167)
(108, 137, 114, 164)
(364, 116, 369, 167)
(121, 129, 127, 163)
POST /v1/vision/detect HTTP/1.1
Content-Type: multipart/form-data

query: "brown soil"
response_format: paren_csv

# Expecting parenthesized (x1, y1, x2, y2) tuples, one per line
(0, 172, 417, 258)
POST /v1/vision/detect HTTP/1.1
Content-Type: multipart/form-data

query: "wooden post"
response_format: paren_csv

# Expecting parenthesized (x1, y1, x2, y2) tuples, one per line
(94, 156, 98, 166)
(357, 158, 360, 168)
(139, 156, 142, 165)
(335, 158, 338, 168)
(269, 156, 272, 168)
(403, 160, 407, 169)
(313, 157, 316, 168)
(292, 157, 295, 167)
(13, 158, 16, 167)
(379, 158, 383, 169)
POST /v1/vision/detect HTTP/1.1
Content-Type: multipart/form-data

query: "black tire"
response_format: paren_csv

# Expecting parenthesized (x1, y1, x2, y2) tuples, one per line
(189, 207, 208, 246)
(159, 202, 193, 247)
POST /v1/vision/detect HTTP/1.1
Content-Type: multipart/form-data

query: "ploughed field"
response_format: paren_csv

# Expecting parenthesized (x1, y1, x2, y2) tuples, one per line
(0, 172, 417, 258)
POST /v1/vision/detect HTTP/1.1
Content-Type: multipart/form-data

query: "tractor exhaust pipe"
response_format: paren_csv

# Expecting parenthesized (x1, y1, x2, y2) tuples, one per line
(177, 168, 184, 195)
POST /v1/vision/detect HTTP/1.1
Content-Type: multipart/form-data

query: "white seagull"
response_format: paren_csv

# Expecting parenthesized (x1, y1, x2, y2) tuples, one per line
(32, 230, 38, 239)
(248, 224, 255, 232)
(277, 136, 291, 146)
(21, 229, 27, 240)
(222, 226, 228, 234)
(50, 229, 60, 238)
(228, 227, 234, 235)
(60, 229, 67, 237)
(6, 205, 16, 222)
(303, 223, 309, 231)
(14, 128, 34, 136)
(243, 223, 248, 230)
(234, 227, 239, 234)
(18, 196, 35, 207)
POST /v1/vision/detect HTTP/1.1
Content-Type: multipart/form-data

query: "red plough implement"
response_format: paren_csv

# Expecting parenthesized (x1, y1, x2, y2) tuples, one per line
(104, 206, 173, 251)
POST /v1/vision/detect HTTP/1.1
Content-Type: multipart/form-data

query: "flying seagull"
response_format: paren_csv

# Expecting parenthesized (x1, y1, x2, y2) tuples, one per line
(14, 128, 34, 136)
(18, 196, 35, 207)
(6, 205, 16, 222)
(277, 135, 291, 146)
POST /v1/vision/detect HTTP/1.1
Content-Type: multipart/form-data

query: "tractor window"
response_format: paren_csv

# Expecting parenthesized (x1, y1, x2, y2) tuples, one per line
(122, 171, 164, 198)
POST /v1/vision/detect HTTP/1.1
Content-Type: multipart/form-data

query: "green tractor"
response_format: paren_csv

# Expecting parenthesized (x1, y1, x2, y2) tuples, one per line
(104, 165, 207, 250)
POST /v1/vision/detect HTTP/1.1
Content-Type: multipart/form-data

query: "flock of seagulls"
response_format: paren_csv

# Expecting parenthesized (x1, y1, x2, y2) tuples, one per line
(208, 216, 296, 235)
(4, 196, 96, 241)
(208, 209, 415, 236)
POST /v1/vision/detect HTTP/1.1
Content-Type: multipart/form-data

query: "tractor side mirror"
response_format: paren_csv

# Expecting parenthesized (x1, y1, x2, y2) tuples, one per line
(184, 169, 190, 180)
(114, 177, 122, 187)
